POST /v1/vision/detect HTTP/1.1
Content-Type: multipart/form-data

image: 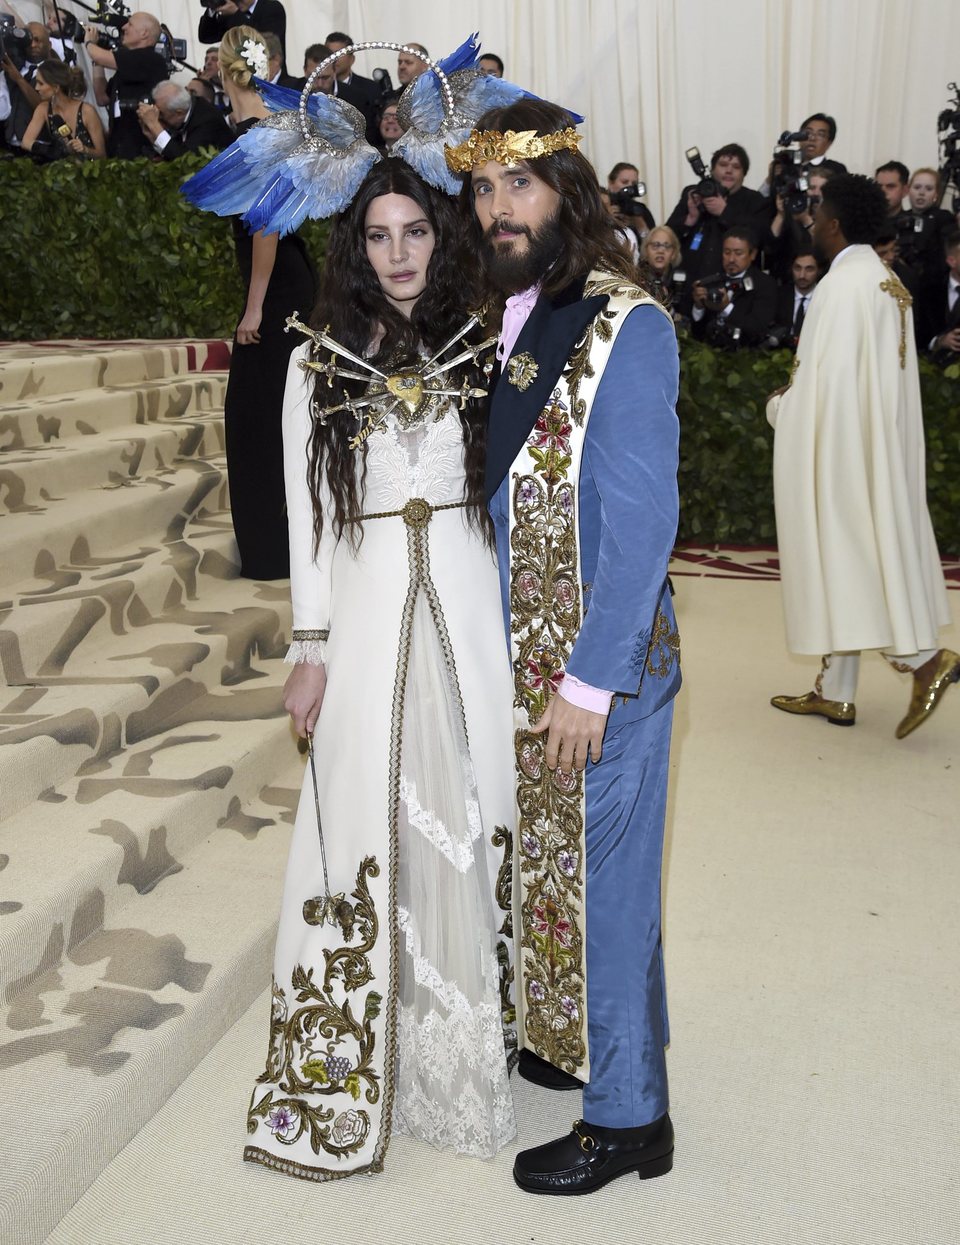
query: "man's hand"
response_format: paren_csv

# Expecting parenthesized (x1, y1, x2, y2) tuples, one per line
(700, 193, 727, 217)
(683, 189, 701, 227)
(137, 102, 162, 138)
(531, 694, 607, 773)
(691, 281, 707, 309)
(212, 0, 239, 13)
(937, 327, 960, 354)
(283, 662, 327, 737)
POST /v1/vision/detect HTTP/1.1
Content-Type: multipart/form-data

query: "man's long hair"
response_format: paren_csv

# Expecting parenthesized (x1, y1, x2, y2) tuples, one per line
(306, 160, 489, 550)
(459, 99, 637, 305)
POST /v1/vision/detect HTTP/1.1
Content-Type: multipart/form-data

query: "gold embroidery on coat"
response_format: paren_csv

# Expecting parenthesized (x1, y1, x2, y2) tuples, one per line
(507, 352, 539, 391)
(645, 607, 681, 679)
(880, 266, 913, 369)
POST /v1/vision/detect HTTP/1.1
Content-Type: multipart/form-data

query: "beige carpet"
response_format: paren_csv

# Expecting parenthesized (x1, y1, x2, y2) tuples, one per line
(44, 573, 960, 1245)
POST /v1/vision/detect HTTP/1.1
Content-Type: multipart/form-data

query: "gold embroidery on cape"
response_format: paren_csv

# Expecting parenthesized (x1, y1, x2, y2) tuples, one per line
(510, 391, 587, 1073)
(879, 266, 913, 370)
(507, 351, 539, 391)
(645, 607, 681, 679)
(245, 856, 382, 1166)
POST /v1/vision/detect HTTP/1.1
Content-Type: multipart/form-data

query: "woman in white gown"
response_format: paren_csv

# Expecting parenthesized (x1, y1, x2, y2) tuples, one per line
(242, 160, 518, 1181)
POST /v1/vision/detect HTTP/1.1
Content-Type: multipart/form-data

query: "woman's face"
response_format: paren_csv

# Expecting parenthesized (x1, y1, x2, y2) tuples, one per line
(646, 230, 676, 273)
(35, 72, 55, 101)
(364, 192, 436, 317)
(909, 173, 938, 212)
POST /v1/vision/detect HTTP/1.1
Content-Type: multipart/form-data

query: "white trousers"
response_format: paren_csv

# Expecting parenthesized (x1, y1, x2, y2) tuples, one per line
(818, 649, 938, 703)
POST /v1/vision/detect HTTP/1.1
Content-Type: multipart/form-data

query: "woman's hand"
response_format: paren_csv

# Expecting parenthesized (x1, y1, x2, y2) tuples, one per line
(283, 662, 327, 737)
(67, 136, 85, 154)
(236, 305, 263, 345)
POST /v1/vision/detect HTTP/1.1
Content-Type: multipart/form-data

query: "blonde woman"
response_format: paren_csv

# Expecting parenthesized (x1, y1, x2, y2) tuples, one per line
(906, 167, 955, 284)
(217, 26, 318, 579)
(638, 225, 682, 314)
(21, 60, 105, 159)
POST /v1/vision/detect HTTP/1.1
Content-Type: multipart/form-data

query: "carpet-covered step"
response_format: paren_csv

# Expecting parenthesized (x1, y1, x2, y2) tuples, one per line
(0, 706, 299, 999)
(0, 574, 291, 821)
(0, 373, 227, 452)
(0, 759, 300, 1245)
(0, 340, 229, 405)
(0, 514, 244, 680)
(0, 457, 228, 591)
(0, 413, 226, 515)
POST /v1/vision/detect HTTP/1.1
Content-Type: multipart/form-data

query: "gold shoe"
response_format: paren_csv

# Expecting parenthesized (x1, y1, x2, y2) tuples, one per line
(770, 691, 856, 725)
(895, 649, 960, 739)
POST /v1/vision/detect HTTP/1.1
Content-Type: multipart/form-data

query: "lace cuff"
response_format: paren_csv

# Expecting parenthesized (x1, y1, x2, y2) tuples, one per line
(285, 628, 329, 666)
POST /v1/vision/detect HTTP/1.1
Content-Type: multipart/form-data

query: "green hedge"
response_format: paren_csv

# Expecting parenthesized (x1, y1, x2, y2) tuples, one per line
(3, 156, 958, 551)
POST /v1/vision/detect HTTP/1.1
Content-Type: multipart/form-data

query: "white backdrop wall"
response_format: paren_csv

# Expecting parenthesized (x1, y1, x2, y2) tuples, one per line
(16, 0, 960, 220)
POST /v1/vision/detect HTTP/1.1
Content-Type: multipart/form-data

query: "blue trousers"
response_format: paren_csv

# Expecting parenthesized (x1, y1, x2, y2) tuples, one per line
(581, 698, 673, 1128)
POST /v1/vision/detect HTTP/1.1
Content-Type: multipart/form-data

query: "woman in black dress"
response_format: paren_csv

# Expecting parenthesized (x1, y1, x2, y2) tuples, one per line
(217, 27, 318, 579)
(21, 60, 106, 160)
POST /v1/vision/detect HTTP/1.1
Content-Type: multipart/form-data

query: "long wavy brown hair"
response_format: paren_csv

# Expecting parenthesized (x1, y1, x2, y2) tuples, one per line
(458, 98, 638, 311)
(305, 161, 490, 550)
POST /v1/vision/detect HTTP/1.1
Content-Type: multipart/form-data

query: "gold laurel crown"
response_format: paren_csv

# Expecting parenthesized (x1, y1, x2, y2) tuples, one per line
(445, 126, 581, 173)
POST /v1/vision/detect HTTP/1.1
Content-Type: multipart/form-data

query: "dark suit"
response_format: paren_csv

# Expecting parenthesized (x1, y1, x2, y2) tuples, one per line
(2, 56, 41, 149)
(336, 72, 383, 147)
(803, 156, 847, 176)
(692, 264, 777, 346)
(915, 274, 960, 356)
(198, 0, 286, 57)
(666, 185, 772, 286)
(158, 96, 232, 159)
(774, 281, 818, 347)
(274, 70, 304, 92)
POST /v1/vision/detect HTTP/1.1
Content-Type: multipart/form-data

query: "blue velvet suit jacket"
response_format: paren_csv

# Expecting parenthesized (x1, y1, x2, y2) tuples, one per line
(487, 281, 682, 726)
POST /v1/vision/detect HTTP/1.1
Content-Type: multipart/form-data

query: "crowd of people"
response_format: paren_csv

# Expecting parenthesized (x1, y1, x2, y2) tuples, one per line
(3, 1, 958, 362)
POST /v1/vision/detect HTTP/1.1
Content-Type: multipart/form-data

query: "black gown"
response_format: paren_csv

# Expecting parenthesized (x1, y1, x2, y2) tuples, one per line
(224, 118, 318, 580)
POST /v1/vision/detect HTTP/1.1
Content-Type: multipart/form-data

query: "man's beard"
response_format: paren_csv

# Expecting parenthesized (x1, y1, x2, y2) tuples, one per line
(480, 210, 564, 295)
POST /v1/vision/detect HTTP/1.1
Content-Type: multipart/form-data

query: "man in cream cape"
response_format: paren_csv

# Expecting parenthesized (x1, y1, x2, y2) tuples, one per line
(767, 173, 958, 737)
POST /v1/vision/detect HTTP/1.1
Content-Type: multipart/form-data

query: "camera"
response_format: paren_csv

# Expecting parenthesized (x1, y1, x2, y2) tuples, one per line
(117, 94, 153, 112)
(704, 317, 743, 350)
(772, 130, 811, 215)
(609, 181, 649, 217)
(938, 82, 960, 212)
(684, 147, 725, 200)
(202, 0, 229, 7)
(0, 13, 31, 58)
(697, 271, 754, 312)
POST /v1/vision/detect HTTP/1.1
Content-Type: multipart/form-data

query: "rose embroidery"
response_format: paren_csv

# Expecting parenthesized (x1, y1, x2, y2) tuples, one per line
(330, 1109, 368, 1149)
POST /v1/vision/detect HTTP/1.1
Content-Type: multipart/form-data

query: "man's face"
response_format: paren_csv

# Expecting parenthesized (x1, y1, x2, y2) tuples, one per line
(397, 50, 425, 84)
(811, 202, 840, 266)
(876, 171, 907, 214)
(202, 48, 220, 79)
(874, 238, 899, 265)
(608, 166, 638, 193)
(305, 60, 335, 93)
(27, 23, 50, 59)
(712, 154, 745, 193)
(155, 88, 188, 128)
(791, 255, 819, 292)
(909, 173, 938, 212)
(478, 56, 502, 78)
(807, 172, 828, 208)
(122, 15, 153, 48)
(722, 236, 755, 275)
(947, 246, 960, 278)
(326, 40, 354, 77)
(801, 121, 832, 161)
(379, 104, 402, 141)
(268, 52, 281, 79)
(471, 160, 563, 293)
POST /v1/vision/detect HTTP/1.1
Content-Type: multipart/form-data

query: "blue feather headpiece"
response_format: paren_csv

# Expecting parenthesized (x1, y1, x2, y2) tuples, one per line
(182, 36, 579, 236)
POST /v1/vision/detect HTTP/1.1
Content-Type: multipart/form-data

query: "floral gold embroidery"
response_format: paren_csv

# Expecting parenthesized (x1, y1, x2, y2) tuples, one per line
(879, 266, 913, 369)
(507, 351, 539, 391)
(645, 607, 681, 679)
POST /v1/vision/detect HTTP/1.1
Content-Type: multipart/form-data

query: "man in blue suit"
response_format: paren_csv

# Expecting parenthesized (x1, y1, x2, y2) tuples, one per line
(450, 98, 682, 1194)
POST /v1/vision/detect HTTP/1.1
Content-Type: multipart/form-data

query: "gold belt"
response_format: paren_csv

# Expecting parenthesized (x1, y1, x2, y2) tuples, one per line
(360, 497, 467, 528)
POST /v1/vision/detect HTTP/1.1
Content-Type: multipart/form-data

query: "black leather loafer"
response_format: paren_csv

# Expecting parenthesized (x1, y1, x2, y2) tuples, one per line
(513, 1114, 674, 1195)
(517, 1049, 581, 1091)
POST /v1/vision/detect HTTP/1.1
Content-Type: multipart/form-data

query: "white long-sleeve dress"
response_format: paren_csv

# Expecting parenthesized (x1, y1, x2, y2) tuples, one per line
(243, 343, 517, 1182)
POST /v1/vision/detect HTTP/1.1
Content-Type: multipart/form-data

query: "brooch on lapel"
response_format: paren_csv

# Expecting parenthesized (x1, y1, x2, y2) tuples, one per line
(507, 352, 539, 391)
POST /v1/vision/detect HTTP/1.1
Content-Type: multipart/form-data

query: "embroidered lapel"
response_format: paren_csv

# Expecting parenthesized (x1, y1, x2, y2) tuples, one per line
(485, 282, 607, 502)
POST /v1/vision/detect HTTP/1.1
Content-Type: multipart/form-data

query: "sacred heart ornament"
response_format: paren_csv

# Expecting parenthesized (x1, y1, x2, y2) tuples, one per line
(386, 370, 427, 418)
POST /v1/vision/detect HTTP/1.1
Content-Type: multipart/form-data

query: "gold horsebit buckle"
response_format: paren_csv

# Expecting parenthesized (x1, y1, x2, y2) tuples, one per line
(572, 1119, 597, 1153)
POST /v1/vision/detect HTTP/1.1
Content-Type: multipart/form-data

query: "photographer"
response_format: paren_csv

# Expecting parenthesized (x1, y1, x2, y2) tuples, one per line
(765, 165, 833, 283)
(638, 225, 683, 316)
(772, 249, 820, 350)
(798, 113, 846, 176)
(2, 20, 50, 151)
(137, 78, 231, 158)
(872, 222, 919, 299)
(905, 167, 955, 283)
(690, 227, 776, 348)
(666, 143, 772, 284)
(915, 229, 960, 361)
(198, 0, 285, 62)
(84, 10, 168, 158)
(21, 58, 105, 159)
(607, 161, 655, 237)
